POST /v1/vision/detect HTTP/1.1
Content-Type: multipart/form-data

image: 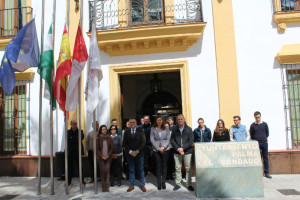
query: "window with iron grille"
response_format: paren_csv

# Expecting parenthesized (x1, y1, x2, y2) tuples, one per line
(0, 81, 30, 155)
(88, 0, 203, 31)
(281, 64, 300, 149)
(0, 0, 33, 37)
(280, 0, 300, 11)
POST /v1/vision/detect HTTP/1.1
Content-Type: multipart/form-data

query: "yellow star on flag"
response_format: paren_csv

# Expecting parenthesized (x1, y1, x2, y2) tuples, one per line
(17, 59, 21, 63)
(20, 50, 24, 55)
(4, 58, 7, 62)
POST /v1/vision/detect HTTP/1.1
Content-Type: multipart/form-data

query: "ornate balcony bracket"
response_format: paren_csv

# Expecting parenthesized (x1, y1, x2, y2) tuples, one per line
(273, 12, 300, 32)
(88, 23, 206, 56)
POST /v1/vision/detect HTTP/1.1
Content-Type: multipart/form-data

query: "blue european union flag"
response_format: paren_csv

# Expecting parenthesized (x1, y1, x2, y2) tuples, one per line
(0, 53, 16, 95)
(0, 18, 39, 94)
(6, 18, 40, 72)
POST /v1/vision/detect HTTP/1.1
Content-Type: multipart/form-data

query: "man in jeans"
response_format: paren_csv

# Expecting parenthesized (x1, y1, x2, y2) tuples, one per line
(171, 114, 194, 191)
(123, 118, 147, 192)
(250, 111, 272, 179)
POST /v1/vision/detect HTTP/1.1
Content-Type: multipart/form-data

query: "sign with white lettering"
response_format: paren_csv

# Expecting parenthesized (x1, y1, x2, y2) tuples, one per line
(195, 141, 264, 198)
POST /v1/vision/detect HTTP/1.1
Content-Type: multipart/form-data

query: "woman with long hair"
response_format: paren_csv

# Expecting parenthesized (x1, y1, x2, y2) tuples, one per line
(109, 125, 122, 187)
(150, 116, 171, 190)
(212, 119, 230, 142)
(97, 125, 114, 192)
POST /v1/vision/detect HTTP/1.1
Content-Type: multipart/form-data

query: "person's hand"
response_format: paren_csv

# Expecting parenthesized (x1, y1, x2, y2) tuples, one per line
(158, 147, 165, 153)
(177, 148, 184, 153)
(102, 156, 106, 160)
(112, 154, 118, 159)
(180, 151, 185, 155)
(131, 151, 137, 157)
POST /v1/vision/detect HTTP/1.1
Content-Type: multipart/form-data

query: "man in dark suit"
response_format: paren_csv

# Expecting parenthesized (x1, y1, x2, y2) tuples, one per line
(171, 114, 194, 191)
(67, 120, 85, 185)
(123, 118, 146, 192)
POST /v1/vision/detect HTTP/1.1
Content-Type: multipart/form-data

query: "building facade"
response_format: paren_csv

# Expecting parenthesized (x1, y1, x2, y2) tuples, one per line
(0, 0, 299, 175)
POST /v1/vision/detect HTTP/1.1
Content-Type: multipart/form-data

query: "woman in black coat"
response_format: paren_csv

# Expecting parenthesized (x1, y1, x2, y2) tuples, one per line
(212, 119, 230, 142)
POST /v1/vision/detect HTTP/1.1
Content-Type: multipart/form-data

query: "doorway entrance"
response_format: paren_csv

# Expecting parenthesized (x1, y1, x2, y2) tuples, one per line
(109, 60, 192, 128)
(120, 72, 182, 125)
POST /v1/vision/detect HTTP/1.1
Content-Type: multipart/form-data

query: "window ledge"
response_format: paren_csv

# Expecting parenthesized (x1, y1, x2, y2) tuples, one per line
(88, 23, 206, 56)
(0, 37, 13, 48)
(15, 68, 35, 81)
(273, 12, 300, 32)
(276, 44, 300, 64)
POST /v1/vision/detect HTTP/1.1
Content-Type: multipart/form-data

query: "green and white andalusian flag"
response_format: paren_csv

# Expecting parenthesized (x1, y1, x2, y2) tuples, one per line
(37, 24, 56, 110)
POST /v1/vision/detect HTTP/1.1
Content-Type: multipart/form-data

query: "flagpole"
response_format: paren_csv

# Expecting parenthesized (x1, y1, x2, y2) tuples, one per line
(78, 0, 84, 194)
(93, 111, 97, 194)
(65, 0, 70, 195)
(93, 0, 98, 195)
(49, 0, 56, 195)
(38, 0, 45, 195)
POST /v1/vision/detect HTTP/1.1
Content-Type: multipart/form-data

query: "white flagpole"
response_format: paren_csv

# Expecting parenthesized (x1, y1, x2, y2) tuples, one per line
(65, 0, 70, 195)
(93, 0, 98, 195)
(78, 0, 84, 194)
(37, 0, 45, 195)
(49, 0, 56, 195)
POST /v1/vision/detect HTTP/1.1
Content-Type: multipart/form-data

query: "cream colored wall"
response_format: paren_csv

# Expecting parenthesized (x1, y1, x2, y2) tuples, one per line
(211, 0, 240, 128)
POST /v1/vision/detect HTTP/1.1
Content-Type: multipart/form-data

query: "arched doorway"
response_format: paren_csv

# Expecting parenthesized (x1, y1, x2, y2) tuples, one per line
(141, 91, 182, 123)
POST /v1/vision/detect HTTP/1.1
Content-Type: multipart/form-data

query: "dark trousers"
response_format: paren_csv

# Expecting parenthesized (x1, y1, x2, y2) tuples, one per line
(88, 150, 95, 179)
(68, 152, 84, 184)
(97, 158, 112, 187)
(259, 142, 269, 175)
(110, 156, 122, 184)
(144, 145, 153, 173)
(167, 148, 175, 179)
(153, 150, 170, 186)
(127, 155, 145, 186)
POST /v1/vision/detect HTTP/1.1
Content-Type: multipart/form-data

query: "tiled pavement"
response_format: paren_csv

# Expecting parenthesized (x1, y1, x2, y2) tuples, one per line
(0, 174, 300, 200)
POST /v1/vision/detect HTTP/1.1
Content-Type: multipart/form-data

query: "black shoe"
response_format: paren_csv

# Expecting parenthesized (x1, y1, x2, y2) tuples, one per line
(173, 185, 181, 191)
(162, 183, 166, 190)
(110, 182, 115, 187)
(158, 185, 161, 190)
(264, 174, 272, 179)
(187, 186, 194, 191)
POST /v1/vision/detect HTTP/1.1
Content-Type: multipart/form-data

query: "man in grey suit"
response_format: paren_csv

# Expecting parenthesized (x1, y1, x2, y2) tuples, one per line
(171, 114, 194, 191)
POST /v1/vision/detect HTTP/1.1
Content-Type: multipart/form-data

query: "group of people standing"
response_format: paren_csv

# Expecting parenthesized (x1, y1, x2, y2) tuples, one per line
(193, 111, 271, 179)
(66, 110, 271, 193)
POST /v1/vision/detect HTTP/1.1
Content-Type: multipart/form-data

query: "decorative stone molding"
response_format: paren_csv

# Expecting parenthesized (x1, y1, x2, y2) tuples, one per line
(88, 23, 206, 56)
(273, 12, 300, 32)
(15, 68, 35, 81)
(276, 44, 300, 64)
(0, 38, 13, 48)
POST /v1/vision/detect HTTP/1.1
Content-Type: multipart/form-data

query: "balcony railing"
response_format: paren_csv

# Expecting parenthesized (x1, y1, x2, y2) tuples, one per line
(89, 0, 204, 31)
(0, 7, 33, 38)
(279, 0, 300, 12)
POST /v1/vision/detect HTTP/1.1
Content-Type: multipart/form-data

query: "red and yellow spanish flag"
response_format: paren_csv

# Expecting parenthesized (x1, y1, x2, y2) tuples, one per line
(53, 24, 72, 115)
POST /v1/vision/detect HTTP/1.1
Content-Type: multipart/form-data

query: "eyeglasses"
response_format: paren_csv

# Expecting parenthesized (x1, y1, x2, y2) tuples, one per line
(255, 116, 261, 119)
(111, 128, 116, 130)
(233, 120, 239, 122)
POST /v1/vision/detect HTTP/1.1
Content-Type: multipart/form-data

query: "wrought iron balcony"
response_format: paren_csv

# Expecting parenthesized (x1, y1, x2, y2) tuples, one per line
(0, 7, 33, 38)
(280, 0, 300, 12)
(273, 0, 300, 32)
(88, 0, 204, 31)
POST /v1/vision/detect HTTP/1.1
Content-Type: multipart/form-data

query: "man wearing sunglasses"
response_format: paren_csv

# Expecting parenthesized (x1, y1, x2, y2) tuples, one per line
(250, 111, 272, 179)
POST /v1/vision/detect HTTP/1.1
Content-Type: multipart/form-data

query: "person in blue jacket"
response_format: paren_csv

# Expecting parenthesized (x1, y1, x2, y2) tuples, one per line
(193, 118, 212, 142)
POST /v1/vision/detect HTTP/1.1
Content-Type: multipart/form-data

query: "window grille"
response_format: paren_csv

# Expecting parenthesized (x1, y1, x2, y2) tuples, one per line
(280, 0, 300, 12)
(0, 80, 31, 155)
(281, 64, 300, 149)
